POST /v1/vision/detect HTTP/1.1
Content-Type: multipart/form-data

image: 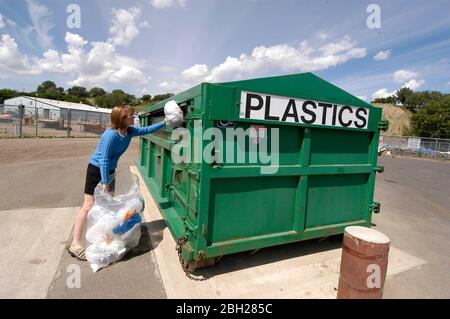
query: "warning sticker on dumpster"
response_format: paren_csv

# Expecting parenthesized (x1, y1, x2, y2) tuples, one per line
(250, 125, 266, 144)
(240, 91, 370, 129)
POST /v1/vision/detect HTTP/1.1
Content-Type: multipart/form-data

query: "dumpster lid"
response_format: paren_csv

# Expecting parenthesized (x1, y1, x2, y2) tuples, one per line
(219, 72, 372, 109)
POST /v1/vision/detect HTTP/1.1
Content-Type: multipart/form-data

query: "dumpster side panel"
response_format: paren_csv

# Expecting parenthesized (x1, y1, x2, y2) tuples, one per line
(207, 176, 299, 244)
(309, 129, 371, 165)
(305, 174, 368, 228)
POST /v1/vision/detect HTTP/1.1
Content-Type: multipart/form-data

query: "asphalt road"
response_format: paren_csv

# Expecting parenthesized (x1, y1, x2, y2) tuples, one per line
(374, 157, 450, 298)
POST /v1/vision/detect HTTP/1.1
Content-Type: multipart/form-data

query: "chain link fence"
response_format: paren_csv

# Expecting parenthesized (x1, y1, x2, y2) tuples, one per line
(379, 135, 450, 161)
(0, 104, 111, 138)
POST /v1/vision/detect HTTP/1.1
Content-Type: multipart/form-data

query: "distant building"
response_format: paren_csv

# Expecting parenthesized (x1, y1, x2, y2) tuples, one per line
(4, 96, 111, 121)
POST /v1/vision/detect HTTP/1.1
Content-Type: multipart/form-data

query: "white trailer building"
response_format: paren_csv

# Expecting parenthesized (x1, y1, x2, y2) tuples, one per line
(4, 96, 111, 120)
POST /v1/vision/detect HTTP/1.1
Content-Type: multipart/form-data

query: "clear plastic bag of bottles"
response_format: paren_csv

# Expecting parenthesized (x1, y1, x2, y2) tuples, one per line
(85, 173, 144, 272)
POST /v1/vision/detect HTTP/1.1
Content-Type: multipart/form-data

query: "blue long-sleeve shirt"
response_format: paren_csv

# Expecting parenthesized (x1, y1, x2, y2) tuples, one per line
(89, 122, 165, 184)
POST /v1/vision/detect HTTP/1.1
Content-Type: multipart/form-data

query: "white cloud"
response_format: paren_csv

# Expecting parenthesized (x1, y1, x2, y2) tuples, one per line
(0, 34, 37, 74)
(110, 65, 148, 84)
(139, 21, 151, 28)
(108, 7, 141, 47)
(159, 35, 367, 92)
(319, 35, 355, 56)
(392, 69, 424, 91)
(403, 78, 424, 90)
(0, 4, 151, 89)
(393, 69, 417, 83)
(65, 36, 148, 87)
(0, 30, 148, 88)
(150, 0, 186, 9)
(373, 50, 391, 61)
(316, 32, 329, 40)
(66, 32, 87, 49)
(0, 14, 5, 29)
(158, 80, 188, 92)
(371, 88, 396, 100)
(370, 69, 425, 100)
(182, 64, 209, 81)
(37, 49, 62, 72)
(26, 0, 54, 49)
(204, 37, 366, 82)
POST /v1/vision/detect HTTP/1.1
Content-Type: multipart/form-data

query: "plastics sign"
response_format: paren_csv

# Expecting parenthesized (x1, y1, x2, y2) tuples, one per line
(240, 91, 370, 129)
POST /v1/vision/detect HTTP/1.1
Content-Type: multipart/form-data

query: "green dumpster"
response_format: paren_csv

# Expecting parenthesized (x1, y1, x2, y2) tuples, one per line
(135, 72, 387, 270)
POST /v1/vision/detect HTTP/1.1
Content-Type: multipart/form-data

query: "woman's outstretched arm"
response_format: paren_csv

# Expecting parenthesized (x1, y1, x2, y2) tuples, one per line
(98, 130, 117, 185)
(128, 121, 166, 137)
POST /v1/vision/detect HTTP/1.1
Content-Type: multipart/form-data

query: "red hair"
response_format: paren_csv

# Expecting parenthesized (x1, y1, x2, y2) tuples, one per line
(110, 105, 135, 133)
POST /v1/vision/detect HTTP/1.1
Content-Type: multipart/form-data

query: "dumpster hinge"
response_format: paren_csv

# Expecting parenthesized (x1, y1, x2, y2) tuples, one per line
(378, 120, 389, 131)
(374, 166, 384, 173)
(369, 202, 381, 214)
(184, 113, 203, 122)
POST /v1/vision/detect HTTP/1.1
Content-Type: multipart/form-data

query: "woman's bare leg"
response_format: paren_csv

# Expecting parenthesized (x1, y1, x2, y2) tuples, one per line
(70, 194, 94, 250)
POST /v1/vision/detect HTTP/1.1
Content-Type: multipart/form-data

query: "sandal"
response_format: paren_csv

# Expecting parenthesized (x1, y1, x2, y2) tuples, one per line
(68, 247, 87, 261)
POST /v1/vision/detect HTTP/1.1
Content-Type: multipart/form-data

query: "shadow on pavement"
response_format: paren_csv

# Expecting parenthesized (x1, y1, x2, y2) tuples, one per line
(194, 234, 344, 279)
(121, 220, 167, 262)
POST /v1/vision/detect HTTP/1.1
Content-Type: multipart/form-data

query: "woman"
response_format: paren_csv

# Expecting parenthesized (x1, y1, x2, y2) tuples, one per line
(68, 105, 165, 260)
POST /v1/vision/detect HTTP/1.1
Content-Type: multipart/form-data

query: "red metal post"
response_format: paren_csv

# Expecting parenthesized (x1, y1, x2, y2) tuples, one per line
(337, 226, 390, 299)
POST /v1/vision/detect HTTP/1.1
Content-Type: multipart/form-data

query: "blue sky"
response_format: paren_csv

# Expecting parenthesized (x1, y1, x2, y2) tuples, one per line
(0, 0, 449, 100)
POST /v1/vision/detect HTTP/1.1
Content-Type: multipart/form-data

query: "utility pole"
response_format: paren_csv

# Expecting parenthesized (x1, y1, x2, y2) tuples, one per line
(18, 103, 24, 138)
(35, 95, 38, 137)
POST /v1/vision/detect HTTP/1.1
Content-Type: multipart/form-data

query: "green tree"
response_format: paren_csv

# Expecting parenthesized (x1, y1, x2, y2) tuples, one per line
(41, 87, 64, 100)
(110, 89, 138, 106)
(410, 96, 450, 138)
(80, 98, 92, 106)
(111, 89, 127, 106)
(141, 94, 152, 102)
(63, 95, 80, 103)
(0, 88, 19, 103)
(89, 87, 106, 97)
(37, 80, 57, 94)
(396, 87, 413, 106)
(95, 94, 114, 108)
(68, 86, 88, 97)
(405, 91, 445, 109)
(372, 96, 396, 104)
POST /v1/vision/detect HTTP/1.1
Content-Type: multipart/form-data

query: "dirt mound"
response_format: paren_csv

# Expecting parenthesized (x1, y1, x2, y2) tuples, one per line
(372, 103, 411, 136)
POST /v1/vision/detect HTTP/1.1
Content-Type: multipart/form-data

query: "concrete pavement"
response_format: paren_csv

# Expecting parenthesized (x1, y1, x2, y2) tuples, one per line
(0, 207, 78, 298)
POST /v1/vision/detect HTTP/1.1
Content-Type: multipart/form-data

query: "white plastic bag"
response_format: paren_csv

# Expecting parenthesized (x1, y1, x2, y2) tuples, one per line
(85, 175, 145, 272)
(164, 100, 184, 127)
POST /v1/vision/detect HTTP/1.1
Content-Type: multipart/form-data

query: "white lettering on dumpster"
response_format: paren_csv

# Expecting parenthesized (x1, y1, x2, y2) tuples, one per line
(240, 91, 370, 129)
(171, 120, 280, 174)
